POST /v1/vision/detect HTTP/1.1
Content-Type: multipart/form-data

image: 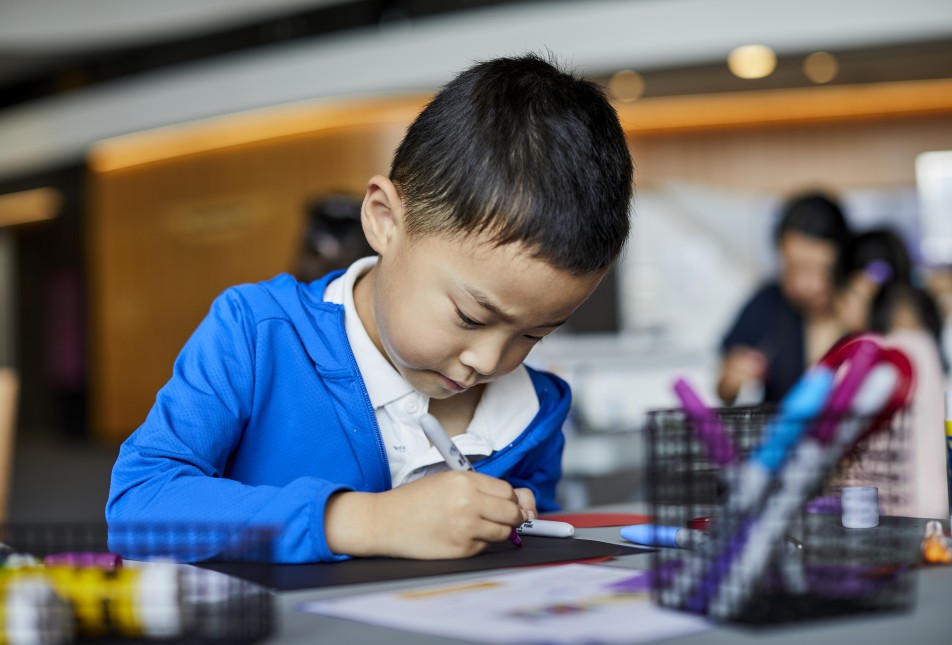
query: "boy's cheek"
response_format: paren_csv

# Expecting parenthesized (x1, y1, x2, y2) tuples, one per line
(384, 323, 451, 368)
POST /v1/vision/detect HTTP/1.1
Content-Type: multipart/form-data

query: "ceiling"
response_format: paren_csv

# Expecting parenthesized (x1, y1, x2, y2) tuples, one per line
(0, 0, 340, 53)
(0, 0, 950, 182)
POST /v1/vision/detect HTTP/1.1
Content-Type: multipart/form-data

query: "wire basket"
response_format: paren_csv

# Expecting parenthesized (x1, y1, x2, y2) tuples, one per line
(0, 523, 277, 643)
(644, 406, 918, 625)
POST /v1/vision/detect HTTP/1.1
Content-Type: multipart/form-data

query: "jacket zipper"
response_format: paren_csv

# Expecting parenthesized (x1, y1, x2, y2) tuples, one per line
(338, 310, 392, 489)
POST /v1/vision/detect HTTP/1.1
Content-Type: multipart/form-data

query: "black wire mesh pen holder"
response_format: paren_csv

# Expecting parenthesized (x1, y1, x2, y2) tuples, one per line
(0, 522, 277, 643)
(644, 406, 915, 625)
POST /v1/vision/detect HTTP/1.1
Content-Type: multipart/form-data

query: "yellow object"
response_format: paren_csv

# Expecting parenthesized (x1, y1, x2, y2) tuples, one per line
(922, 520, 952, 565)
(0, 565, 182, 639)
(946, 418, 952, 506)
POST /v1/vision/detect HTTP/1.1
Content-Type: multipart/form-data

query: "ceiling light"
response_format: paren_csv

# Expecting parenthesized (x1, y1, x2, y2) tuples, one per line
(803, 51, 839, 84)
(727, 44, 777, 79)
(608, 69, 645, 102)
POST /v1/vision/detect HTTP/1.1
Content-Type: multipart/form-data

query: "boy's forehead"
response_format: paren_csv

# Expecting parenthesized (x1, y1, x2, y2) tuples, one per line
(430, 230, 559, 276)
(416, 232, 605, 322)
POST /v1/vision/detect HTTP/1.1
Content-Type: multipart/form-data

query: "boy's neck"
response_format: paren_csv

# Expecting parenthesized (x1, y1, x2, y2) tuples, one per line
(428, 384, 485, 437)
(353, 264, 383, 356)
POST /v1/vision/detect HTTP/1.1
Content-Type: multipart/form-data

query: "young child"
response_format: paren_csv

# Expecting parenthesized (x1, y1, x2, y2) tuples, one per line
(831, 228, 949, 519)
(105, 54, 634, 563)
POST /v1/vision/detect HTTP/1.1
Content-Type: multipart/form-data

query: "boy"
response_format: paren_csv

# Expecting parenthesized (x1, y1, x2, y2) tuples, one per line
(106, 54, 634, 563)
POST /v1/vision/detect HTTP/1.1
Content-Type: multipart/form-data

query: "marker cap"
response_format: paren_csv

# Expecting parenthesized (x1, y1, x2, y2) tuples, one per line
(620, 524, 679, 548)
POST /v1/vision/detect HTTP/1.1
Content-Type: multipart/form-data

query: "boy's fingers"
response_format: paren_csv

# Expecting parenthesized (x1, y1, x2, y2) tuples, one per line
(465, 489, 525, 528)
(467, 471, 519, 502)
(514, 488, 537, 520)
(477, 519, 520, 544)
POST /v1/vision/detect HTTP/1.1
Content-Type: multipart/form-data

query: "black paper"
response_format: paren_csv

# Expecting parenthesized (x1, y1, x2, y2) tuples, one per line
(201, 536, 649, 592)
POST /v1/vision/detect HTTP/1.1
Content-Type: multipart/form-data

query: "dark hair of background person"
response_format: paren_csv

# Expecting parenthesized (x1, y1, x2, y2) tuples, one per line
(774, 191, 852, 250)
(836, 227, 947, 372)
(389, 53, 634, 275)
(834, 228, 913, 289)
(295, 194, 374, 283)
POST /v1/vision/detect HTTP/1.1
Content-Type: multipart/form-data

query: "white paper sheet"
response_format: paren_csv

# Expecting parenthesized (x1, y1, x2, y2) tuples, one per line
(299, 564, 710, 645)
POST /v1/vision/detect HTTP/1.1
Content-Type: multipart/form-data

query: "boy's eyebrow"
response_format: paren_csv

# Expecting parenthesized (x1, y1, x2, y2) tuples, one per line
(462, 284, 567, 328)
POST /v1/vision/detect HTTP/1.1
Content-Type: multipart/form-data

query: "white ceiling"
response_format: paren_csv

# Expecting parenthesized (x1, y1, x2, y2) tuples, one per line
(0, 0, 346, 52)
(1, 0, 951, 181)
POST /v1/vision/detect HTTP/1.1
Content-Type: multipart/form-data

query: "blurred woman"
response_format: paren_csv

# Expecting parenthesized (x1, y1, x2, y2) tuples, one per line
(718, 192, 852, 404)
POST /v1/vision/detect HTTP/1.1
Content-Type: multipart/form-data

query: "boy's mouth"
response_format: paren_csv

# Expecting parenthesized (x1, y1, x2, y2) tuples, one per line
(439, 374, 470, 392)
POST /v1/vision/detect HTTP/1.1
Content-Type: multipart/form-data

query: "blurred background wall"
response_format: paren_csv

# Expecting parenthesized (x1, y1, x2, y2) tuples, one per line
(1, 0, 951, 517)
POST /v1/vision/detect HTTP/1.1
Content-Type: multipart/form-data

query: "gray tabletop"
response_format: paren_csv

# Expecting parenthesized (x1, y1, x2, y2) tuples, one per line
(265, 511, 952, 645)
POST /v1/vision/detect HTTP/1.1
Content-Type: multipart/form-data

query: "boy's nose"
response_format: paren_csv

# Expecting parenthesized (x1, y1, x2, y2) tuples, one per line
(459, 342, 504, 377)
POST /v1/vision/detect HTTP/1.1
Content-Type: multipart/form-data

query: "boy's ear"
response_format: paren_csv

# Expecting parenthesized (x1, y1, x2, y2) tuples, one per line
(361, 175, 404, 255)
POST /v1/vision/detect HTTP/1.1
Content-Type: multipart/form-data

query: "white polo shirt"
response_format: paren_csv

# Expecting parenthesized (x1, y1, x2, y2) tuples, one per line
(323, 257, 540, 487)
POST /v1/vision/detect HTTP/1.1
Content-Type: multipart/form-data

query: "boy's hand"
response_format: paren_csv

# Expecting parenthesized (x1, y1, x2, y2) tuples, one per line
(514, 487, 537, 522)
(325, 471, 525, 559)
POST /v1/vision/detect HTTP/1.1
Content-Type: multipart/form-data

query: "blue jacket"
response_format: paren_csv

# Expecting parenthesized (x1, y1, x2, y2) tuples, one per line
(106, 272, 570, 563)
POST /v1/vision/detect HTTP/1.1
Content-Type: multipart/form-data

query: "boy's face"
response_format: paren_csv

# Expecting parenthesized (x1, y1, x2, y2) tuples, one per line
(355, 177, 604, 400)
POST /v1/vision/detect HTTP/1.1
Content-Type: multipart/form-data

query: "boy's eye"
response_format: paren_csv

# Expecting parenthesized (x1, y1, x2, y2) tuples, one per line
(456, 309, 483, 328)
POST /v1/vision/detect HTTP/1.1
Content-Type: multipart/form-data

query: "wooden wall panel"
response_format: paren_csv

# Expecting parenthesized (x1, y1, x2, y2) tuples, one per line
(89, 116, 413, 442)
(630, 115, 952, 191)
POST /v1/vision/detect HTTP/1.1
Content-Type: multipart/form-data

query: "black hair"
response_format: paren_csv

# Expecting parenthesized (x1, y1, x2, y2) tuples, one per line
(774, 191, 851, 251)
(390, 53, 633, 274)
(836, 227, 947, 371)
(871, 283, 944, 346)
(834, 228, 913, 289)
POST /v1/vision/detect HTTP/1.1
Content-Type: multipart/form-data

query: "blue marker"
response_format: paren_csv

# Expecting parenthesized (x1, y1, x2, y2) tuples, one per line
(729, 366, 836, 513)
(621, 525, 706, 550)
(664, 366, 836, 609)
(708, 361, 903, 618)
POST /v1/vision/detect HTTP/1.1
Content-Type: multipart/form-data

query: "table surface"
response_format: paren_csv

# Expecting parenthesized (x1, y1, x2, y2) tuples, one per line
(265, 507, 951, 644)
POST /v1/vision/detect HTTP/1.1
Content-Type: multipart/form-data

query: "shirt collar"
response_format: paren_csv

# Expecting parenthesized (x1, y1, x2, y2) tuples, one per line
(324, 256, 417, 409)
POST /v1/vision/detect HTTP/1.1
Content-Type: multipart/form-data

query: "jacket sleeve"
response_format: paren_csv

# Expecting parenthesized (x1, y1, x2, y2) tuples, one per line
(105, 287, 351, 564)
(499, 368, 570, 513)
(505, 426, 565, 513)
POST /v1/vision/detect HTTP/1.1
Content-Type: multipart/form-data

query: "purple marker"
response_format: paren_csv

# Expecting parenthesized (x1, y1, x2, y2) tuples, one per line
(864, 260, 893, 285)
(43, 552, 123, 569)
(673, 378, 735, 466)
(685, 519, 753, 613)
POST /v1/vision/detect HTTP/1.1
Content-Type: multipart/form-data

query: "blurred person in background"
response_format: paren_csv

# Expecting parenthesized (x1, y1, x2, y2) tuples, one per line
(717, 192, 852, 405)
(295, 193, 374, 282)
(830, 227, 948, 519)
(833, 228, 946, 369)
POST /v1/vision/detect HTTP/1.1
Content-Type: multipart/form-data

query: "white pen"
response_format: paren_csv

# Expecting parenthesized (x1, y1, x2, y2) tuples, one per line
(516, 519, 575, 538)
(420, 413, 523, 547)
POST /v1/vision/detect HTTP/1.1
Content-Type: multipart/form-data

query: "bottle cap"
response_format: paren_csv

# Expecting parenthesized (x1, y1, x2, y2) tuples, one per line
(687, 516, 711, 531)
(842, 486, 879, 529)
